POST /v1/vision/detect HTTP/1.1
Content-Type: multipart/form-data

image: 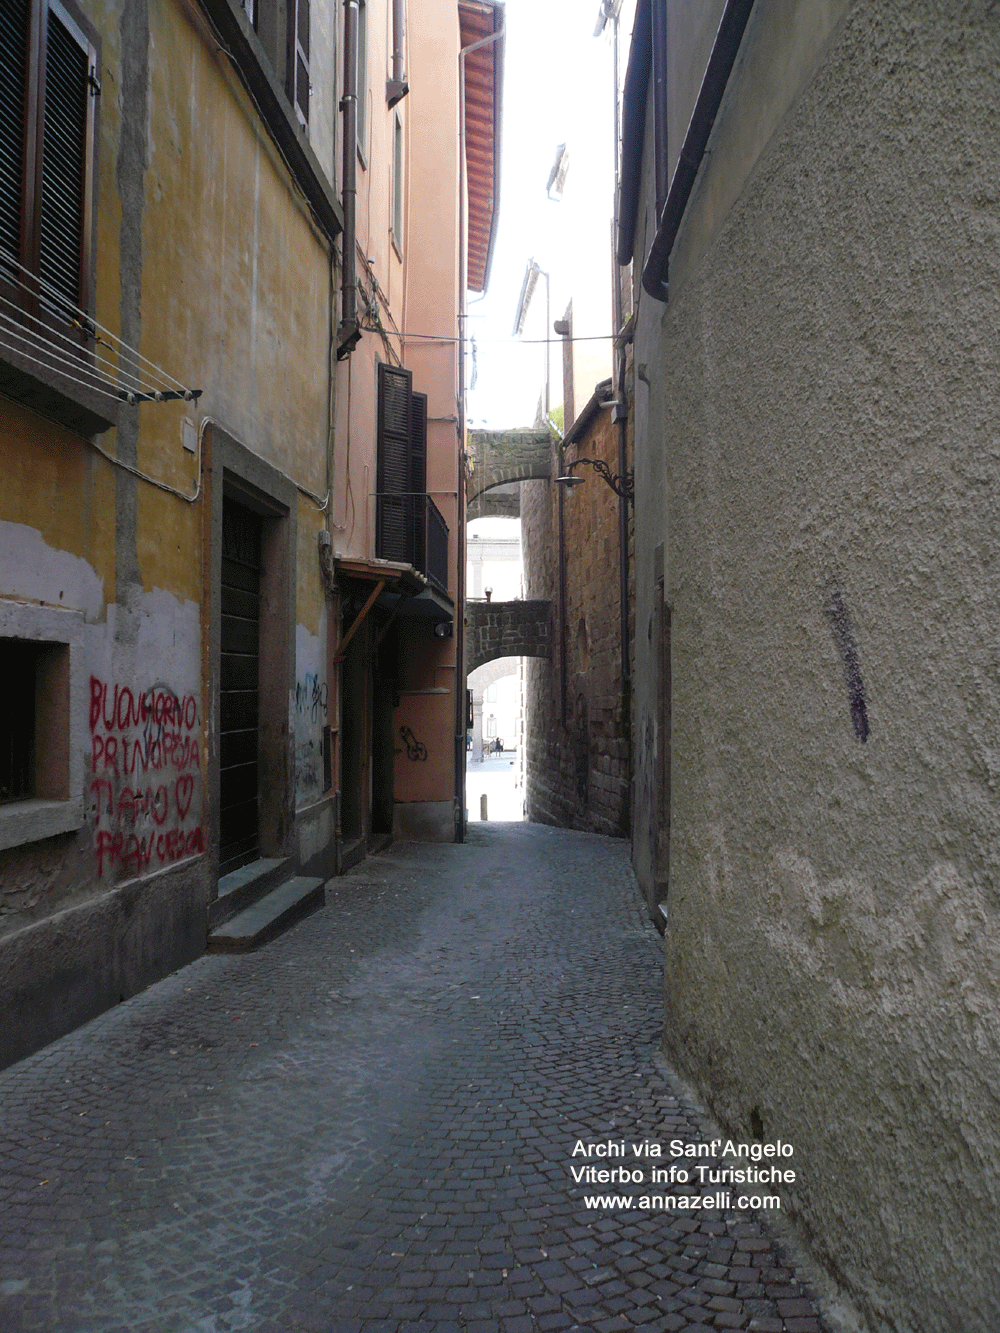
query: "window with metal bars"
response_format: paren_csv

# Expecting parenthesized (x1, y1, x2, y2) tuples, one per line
(0, 0, 100, 331)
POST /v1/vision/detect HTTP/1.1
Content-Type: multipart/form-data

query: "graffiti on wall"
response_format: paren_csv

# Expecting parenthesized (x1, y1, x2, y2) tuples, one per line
(295, 673, 328, 723)
(294, 672, 328, 801)
(399, 726, 428, 761)
(823, 583, 870, 743)
(88, 676, 204, 877)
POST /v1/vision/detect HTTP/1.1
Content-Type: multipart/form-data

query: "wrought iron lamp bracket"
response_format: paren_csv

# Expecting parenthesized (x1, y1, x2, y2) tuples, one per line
(560, 456, 634, 504)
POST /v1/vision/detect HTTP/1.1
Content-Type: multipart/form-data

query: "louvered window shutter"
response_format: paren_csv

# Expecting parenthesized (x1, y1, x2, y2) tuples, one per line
(0, 0, 29, 285)
(376, 362, 413, 564)
(39, 0, 92, 317)
(409, 390, 427, 570)
(0, 0, 96, 319)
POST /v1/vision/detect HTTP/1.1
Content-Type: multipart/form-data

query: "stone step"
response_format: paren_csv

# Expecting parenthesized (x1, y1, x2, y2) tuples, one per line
(209, 857, 291, 929)
(207, 877, 325, 953)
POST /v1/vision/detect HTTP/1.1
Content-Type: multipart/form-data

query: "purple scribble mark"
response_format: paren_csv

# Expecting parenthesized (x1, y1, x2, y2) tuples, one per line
(824, 583, 870, 743)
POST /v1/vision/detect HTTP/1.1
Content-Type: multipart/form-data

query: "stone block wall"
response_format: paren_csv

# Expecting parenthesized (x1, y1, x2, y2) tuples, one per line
(520, 412, 632, 837)
(465, 600, 552, 675)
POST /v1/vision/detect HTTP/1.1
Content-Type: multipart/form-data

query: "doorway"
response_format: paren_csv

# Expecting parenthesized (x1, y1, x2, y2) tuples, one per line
(219, 497, 262, 875)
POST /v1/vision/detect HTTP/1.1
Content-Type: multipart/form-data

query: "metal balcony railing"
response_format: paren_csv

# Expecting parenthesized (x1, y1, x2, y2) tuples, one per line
(374, 492, 449, 594)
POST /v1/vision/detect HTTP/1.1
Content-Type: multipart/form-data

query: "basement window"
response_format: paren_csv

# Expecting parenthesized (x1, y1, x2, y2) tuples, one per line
(1, 642, 38, 802)
(0, 639, 69, 805)
(0, 608, 84, 852)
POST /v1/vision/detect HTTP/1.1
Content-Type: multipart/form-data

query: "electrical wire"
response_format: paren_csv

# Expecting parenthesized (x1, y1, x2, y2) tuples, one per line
(357, 324, 616, 345)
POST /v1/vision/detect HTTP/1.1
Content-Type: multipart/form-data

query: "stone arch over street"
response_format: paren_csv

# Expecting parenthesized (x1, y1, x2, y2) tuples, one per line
(466, 428, 553, 506)
(466, 600, 552, 674)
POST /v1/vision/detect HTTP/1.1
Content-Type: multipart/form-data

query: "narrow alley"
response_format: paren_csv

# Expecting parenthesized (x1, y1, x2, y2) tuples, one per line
(0, 826, 823, 1333)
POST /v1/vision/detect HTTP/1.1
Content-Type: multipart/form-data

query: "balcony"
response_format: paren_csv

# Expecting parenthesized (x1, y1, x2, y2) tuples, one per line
(374, 493, 449, 594)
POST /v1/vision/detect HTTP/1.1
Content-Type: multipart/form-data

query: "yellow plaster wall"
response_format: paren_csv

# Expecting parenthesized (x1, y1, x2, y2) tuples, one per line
(0, 405, 117, 607)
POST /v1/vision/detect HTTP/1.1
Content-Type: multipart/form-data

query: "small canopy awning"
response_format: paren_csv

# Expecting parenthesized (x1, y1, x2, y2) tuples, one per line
(334, 557, 454, 651)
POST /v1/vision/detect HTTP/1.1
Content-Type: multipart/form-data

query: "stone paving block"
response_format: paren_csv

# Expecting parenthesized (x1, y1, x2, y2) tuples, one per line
(628, 1306, 667, 1325)
(777, 1298, 817, 1317)
(0, 827, 827, 1333)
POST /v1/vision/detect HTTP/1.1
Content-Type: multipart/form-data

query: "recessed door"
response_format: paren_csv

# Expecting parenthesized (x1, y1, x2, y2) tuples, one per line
(219, 498, 262, 875)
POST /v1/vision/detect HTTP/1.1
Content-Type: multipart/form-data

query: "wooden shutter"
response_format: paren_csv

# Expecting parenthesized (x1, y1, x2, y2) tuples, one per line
(409, 390, 426, 492)
(0, 0, 97, 318)
(409, 389, 427, 569)
(39, 0, 93, 316)
(0, 0, 29, 284)
(376, 361, 412, 563)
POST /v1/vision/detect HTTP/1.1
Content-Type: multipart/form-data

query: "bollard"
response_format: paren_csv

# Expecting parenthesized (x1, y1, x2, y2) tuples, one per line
(480, 793, 488, 821)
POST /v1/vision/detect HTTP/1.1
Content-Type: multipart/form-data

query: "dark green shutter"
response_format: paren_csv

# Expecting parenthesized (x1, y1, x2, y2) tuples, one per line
(409, 389, 427, 569)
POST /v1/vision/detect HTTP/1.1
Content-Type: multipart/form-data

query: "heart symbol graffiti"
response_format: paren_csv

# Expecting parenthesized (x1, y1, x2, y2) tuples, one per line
(175, 775, 195, 820)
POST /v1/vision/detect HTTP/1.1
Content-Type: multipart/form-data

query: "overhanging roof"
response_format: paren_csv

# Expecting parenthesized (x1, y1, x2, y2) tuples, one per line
(335, 555, 427, 595)
(564, 378, 614, 448)
(617, 0, 651, 266)
(460, 1, 505, 293)
(334, 556, 453, 623)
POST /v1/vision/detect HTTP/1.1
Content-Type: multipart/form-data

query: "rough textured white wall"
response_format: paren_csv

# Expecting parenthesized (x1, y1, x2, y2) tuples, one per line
(633, 3, 1000, 1330)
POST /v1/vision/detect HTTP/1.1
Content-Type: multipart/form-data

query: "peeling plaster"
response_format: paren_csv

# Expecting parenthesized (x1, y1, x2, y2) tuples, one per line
(0, 522, 106, 622)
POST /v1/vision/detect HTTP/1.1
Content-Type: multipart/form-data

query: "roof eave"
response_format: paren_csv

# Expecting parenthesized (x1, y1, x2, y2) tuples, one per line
(461, 1, 505, 294)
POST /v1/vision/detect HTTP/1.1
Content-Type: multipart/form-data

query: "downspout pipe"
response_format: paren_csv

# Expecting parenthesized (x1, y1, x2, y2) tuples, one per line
(609, 4, 631, 688)
(456, 23, 503, 841)
(387, 0, 409, 106)
(616, 0, 651, 266)
(641, 0, 755, 302)
(337, 0, 361, 357)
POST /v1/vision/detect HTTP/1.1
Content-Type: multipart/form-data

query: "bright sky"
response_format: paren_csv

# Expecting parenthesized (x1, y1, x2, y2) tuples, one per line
(465, 0, 624, 429)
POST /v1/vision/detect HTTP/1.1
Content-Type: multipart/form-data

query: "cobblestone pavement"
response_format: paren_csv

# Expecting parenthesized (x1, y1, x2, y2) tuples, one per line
(0, 824, 827, 1333)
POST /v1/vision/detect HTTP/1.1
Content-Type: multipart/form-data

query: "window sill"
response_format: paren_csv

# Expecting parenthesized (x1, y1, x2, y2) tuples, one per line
(0, 797, 84, 853)
(0, 325, 119, 436)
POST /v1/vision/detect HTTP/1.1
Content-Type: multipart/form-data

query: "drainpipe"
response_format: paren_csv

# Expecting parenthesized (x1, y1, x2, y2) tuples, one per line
(337, 0, 361, 357)
(558, 465, 568, 728)
(609, 4, 630, 687)
(456, 24, 503, 842)
(387, 0, 409, 107)
(641, 0, 755, 301)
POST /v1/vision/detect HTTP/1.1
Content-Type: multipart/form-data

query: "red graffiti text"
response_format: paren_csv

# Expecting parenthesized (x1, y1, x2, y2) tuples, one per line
(89, 675, 203, 878)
